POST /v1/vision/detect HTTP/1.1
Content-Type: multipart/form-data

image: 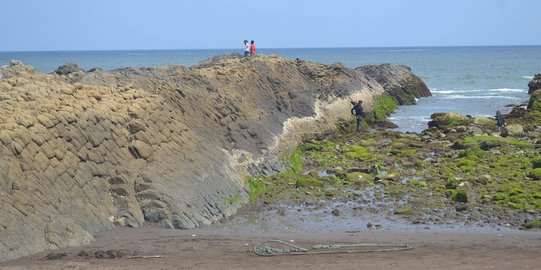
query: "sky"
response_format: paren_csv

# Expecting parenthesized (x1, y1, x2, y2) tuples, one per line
(2, 0, 541, 51)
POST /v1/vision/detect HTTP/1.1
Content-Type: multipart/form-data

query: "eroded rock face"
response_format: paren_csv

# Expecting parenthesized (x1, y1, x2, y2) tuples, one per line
(0, 55, 430, 261)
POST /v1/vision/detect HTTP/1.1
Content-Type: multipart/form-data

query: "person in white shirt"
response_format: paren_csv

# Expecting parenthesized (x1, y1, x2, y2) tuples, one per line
(243, 40, 250, 57)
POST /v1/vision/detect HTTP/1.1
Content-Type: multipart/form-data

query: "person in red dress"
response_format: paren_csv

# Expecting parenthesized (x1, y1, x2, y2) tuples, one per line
(250, 40, 256, 56)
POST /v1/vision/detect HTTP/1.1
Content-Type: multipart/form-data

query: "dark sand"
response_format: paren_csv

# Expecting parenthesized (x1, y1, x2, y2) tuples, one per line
(2, 223, 540, 270)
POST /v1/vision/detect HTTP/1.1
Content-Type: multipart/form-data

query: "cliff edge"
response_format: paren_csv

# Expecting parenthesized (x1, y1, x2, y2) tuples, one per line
(0, 55, 430, 261)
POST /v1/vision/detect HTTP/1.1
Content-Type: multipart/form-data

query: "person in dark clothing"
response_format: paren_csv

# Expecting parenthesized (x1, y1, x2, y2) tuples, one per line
(351, 100, 364, 133)
(495, 110, 505, 132)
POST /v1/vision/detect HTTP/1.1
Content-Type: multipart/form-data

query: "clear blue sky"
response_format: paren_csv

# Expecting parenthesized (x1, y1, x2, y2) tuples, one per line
(3, 0, 540, 51)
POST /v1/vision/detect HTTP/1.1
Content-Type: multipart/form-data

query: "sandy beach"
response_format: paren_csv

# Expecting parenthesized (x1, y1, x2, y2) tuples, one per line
(1, 223, 540, 270)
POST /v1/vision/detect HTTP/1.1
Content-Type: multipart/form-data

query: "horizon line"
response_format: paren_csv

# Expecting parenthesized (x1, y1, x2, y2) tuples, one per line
(1, 44, 541, 53)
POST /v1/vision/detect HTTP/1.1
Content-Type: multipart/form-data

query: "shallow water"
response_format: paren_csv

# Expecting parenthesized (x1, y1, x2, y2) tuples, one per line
(219, 202, 519, 234)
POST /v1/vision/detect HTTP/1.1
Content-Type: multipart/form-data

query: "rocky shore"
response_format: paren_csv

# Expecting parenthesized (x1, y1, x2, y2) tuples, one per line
(233, 76, 541, 232)
(0, 55, 430, 261)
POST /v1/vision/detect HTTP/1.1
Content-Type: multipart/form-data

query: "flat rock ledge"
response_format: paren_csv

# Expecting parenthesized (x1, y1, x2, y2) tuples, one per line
(0, 55, 430, 261)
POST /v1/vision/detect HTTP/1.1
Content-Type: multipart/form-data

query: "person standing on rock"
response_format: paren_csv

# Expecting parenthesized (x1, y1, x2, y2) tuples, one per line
(243, 40, 250, 57)
(250, 40, 256, 56)
(351, 100, 364, 133)
(495, 110, 505, 132)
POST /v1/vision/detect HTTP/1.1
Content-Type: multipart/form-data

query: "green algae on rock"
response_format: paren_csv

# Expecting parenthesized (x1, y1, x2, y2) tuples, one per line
(247, 101, 541, 230)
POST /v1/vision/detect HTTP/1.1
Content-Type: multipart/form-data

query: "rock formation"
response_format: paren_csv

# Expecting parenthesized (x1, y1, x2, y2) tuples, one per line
(357, 64, 431, 104)
(528, 73, 541, 94)
(0, 54, 430, 261)
(54, 63, 84, 76)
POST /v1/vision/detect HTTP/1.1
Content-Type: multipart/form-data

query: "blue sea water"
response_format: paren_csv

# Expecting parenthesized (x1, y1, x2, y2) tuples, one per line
(1, 46, 540, 132)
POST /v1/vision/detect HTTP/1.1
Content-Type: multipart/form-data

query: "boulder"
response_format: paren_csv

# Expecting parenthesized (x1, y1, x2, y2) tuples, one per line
(54, 63, 84, 76)
(129, 140, 153, 159)
(502, 124, 524, 137)
(9, 59, 24, 67)
(455, 202, 469, 212)
(375, 171, 400, 182)
(528, 74, 541, 94)
(44, 220, 94, 249)
(427, 112, 473, 130)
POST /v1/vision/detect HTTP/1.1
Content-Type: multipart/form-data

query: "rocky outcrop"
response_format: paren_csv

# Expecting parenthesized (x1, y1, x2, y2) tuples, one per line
(54, 63, 84, 76)
(356, 64, 431, 104)
(528, 74, 541, 94)
(0, 54, 430, 261)
(427, 112, 474, 130)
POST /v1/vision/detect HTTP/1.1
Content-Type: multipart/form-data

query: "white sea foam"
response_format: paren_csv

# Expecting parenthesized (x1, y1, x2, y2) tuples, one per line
(385, 49, 425, 52)
(389, 116, 430, 121)
(440, 95, 521, 100)
(488, 88, 526, 93)
(431, 89, 477, 94)
(523, 76, 534, 80)
(432, 88, 526, 94)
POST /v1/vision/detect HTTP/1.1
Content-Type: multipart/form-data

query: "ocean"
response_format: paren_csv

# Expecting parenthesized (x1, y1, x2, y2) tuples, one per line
(1, 46, 540, 132)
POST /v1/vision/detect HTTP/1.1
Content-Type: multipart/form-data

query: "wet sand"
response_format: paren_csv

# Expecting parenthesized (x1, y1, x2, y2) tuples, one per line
(3, 188, 541, 270)
(2, 224, 540, 270)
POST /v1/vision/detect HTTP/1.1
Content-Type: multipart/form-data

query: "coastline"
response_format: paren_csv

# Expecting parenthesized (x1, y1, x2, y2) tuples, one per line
(1, 55, 540, 268)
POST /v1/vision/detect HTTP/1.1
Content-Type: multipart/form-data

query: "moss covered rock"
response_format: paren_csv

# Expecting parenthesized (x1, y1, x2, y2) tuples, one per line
(376, 171, 400, 182)
(527, 89, 541, 110)
(452, 190, 468, 203)
(473, 116, 496, 127)
(347, 172, 373, 183)
(453, 135, 530, 150)
(394, 205, 413, 215)
(529, 168, 541, 180)
(344, 145, 372, 160)
(532, 158, 541, 169)
(524, 219, 541, 229)
(428, 112, 473, 130)
(445, 178, 459, 189)
(502, 124, 525, 137)
(295, 177, 325, 188)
